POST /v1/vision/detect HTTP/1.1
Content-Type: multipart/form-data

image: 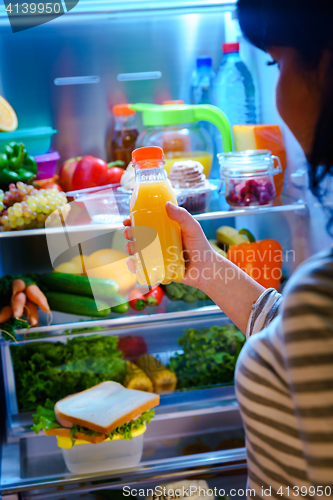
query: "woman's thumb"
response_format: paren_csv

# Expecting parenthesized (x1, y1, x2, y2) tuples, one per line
(166, 202, 198, 229)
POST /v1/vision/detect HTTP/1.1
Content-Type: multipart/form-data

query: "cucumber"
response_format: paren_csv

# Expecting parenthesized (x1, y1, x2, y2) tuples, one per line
(40, 273, 119, 300)
(45, 291, 111, 318)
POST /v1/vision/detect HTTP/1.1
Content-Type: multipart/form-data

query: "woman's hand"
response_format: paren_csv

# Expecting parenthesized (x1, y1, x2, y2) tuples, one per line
(123, 203, 217, 291)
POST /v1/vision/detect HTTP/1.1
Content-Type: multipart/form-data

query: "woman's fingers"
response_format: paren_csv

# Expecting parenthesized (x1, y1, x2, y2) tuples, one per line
(125, 240, 135, 256)
(123, 218, 132, 227)
(123, 226, 133, 241)
(126, 258, 136, 274)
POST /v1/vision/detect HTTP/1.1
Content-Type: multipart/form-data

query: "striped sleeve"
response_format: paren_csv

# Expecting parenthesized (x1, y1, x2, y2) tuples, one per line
(281, 263, 333, 492)
(246, 288, 283, 338)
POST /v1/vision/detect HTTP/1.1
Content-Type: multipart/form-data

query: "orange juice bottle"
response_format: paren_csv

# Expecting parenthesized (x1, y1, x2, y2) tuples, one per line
(130, 146, 185, 287)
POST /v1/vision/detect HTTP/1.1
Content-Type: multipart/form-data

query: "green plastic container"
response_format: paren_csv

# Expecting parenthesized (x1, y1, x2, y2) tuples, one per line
(0, 127, 57, 156)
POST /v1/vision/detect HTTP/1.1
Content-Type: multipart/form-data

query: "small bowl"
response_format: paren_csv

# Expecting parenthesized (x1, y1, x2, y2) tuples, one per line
(35, 150, 60, 180)
(67, 184, 130, 224)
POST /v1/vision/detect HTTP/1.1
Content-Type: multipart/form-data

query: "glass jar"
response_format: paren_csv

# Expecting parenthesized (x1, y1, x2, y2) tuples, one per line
(131, 103, 233, 179)
(219, 150, 282, 208)
(136, 122, 214, 178)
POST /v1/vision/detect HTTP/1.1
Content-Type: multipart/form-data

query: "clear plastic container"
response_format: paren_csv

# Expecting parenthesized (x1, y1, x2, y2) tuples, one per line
(176, 182, 218, 214)
(219, 150, 282, 209)
(67, 183, 131, 224)
(60, 433, 144, 474)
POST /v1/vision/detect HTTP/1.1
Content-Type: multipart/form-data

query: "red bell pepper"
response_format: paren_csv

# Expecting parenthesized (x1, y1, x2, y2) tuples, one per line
(105, 166, 124, 185)
(71, 156, 108, 191)
(227, 239, 283, 290)
(145, 286, 164, 306)
(58, 157, 82, 192)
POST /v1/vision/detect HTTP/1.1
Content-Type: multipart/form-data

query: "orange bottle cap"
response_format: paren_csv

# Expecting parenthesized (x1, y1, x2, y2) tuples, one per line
(132, 146, 165, 165)
(113, 104, 136, 116)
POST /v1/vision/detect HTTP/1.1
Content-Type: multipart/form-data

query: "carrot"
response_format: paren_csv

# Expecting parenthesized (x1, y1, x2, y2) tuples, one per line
(11, 292, 26, 319)
(0, 305, 13, 323)
(12, 279, 26, 296)
(26, 284, 50, 314)
(24, 300, 39, 327)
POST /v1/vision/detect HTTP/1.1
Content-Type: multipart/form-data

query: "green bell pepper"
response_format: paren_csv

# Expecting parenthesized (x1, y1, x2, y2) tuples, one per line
(0, 169, 20, 186)
(17, 168, 35, 183)
(0, 142, 37, 186)
(22, 155, 37, 174)
(0, 154, 9, 170)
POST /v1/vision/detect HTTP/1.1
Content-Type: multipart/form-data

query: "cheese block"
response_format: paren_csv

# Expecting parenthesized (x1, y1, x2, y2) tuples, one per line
(233, 124, 287, 197)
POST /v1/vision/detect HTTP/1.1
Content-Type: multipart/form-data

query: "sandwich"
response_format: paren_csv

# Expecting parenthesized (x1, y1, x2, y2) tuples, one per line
(32, 381, 160, 448)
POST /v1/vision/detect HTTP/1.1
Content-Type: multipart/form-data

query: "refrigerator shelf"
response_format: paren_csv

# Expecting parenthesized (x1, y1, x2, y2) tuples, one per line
(2, 311, 240, 436)
(1, 405, 246, 495)
(14, 303, 222, 336)
(0, 194, 306, 239)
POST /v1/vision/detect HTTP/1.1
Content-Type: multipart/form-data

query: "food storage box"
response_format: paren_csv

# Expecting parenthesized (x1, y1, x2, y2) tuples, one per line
(58, 430, 145, 474)
(35, 151, 60, 179)
(219, 150, 282, 209)
(67, 183, 130, 224)
(0, 127, 57, 156)
(176, 182, 218, 214)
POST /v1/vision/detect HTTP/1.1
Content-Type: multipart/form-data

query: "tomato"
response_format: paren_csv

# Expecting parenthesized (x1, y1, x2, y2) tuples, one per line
(129, 288, 147, 311)
(105, 166, 124, 185)
(118, 335, 148, 358)
(145, 286, 164, 306)
(71, 156, 108, 190)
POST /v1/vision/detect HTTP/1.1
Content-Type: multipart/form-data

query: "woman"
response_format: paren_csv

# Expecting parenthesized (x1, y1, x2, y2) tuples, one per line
(124, 0, 333, 494)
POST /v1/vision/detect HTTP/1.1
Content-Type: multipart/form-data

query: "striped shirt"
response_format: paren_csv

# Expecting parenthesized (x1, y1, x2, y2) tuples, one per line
(235, 247, 333, 498)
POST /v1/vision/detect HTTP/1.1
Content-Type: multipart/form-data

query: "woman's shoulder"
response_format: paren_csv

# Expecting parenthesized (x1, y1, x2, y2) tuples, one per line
(282, 245, 333, 297)
(281, 245, 333, 327)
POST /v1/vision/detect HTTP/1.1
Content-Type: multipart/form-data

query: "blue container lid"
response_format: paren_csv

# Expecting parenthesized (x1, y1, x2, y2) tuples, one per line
(196, 56, 213, 69)
(0, 127, 57, 141)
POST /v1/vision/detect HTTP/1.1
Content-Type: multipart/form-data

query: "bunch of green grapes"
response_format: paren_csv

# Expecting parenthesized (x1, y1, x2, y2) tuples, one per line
(0, 183, 70, 231)
(0, 189, 4, 213)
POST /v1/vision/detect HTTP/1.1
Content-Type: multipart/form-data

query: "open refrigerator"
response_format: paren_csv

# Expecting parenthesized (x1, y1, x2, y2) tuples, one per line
(0, 1, 329, 499)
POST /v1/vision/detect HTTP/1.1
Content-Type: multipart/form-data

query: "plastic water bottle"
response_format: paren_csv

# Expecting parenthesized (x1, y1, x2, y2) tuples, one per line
(214, 43, 257, 126)
(191, 56, 215, 105)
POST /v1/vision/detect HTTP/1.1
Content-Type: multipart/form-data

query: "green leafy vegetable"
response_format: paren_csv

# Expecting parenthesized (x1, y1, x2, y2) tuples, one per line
(164, 283, 211, 303)
(107, 410, 155, 441)
(11, 334, 126, 411)
(32, 399, 61, 434)
(169, 325, 245, 389)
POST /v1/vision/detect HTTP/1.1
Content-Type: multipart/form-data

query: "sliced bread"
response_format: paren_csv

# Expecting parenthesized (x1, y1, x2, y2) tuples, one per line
(55, 381, 160, 434)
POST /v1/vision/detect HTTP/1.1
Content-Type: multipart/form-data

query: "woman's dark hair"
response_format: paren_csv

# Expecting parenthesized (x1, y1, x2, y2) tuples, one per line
(237, 0, 333, 229)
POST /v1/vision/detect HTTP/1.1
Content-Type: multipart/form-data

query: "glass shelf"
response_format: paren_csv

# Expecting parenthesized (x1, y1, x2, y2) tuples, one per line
(0, 0, 237, 19)
(0, 194, 306, 239)
(1, 405, 246, 495)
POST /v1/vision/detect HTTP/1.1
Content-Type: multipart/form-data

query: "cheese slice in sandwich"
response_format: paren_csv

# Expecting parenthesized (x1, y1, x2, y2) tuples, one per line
(55, 381, 160, 435)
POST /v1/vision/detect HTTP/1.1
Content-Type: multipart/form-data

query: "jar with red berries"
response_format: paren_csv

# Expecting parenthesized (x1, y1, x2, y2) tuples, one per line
(218, 150, 283, 209)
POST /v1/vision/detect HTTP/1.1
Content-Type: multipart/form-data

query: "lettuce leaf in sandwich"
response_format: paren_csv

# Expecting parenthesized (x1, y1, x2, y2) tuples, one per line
(32, 401, 155, 446)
